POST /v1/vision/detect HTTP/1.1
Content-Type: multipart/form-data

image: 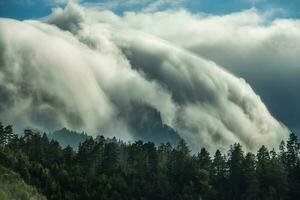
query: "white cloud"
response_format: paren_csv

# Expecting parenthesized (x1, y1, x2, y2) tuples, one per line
(142, 0, 187, 12)
(111, 8, 300, 132)
(0, 2, 290, 152)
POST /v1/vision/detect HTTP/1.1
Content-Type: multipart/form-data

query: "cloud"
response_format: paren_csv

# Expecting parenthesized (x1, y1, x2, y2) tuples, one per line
(81, 0, 189, 14)
(81, 0, 150, 11)
(0, 3, 289, 152)
(142, 0, 187, 12)
(113, 9, 300, 132)
(45, 1, 85, 32)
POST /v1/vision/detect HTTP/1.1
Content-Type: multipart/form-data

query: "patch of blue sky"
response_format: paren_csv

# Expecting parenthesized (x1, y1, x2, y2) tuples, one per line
(0, 0, 299, 20)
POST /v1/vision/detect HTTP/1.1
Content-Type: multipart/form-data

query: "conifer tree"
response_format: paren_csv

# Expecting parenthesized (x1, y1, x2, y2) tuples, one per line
(197, 147, 211, 172)
(0, 122, 5, 145)
(3, 125, 13, 145)
(228, 143, 245, 200)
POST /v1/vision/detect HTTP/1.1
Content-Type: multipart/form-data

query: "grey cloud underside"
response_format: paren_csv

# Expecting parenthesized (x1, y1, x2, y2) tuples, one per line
(0, 3, 289, 152)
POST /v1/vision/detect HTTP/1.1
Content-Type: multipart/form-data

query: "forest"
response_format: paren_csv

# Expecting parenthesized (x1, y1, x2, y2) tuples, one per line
(0, 121, 299, 200)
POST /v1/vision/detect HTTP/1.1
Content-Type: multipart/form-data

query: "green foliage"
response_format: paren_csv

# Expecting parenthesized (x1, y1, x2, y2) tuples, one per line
(0, 122, 299, 200)
(0, 166, 46, 200)
(0, 122, 4, 145)
(197, 148, 211, 172)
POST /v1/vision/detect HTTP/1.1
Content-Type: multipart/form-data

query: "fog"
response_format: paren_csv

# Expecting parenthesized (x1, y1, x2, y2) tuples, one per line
(0, 3, 289, 151)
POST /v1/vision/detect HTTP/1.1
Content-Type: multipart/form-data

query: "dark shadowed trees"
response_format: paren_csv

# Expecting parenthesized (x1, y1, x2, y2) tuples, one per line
(228, 143, 245, 200)
(0, 122, 299, 200)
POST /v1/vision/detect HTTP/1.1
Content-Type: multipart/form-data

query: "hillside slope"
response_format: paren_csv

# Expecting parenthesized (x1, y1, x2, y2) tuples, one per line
(0, 166, 46, 200)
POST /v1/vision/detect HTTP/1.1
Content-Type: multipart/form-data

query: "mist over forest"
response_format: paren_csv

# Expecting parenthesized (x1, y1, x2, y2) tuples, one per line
(1, 1, 300, 199)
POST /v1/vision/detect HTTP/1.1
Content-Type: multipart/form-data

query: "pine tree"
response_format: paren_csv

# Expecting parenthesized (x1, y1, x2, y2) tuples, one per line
(197, 148, 211, 172)
(0, 122, 4, 145)
(212, 149, 227, 200)
(177, 139, 190, 155)
(256, 145, 271, 200)
(212, 150, 227, 177)
(102, 142, 119, 174)
(286, 133, 299, 170)
(242, 152, 258, 200)
(269, 149, 288, 199)
(279, 140, 287, 167)
(227, 143, 245, 200)
(158, 142, 172, 165)
(63, 145, 75, 167)
(143, 142, 158, 174)
(4, 125, 13, 145)
(77, 137, 96, 168)
(286, 133, 300, 200)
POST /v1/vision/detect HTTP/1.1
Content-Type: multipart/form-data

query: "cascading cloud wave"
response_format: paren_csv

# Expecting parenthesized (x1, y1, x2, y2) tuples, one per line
(0, 3, 289, 152)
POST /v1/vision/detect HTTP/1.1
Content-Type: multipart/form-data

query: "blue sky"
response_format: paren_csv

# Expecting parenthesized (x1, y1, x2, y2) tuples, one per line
(1, 0, 300, 20)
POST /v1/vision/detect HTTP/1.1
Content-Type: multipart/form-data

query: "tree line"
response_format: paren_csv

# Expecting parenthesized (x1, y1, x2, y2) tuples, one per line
(0, 122, 299, 200)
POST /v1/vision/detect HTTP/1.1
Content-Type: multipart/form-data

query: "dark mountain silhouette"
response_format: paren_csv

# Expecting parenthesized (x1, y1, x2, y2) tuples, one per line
(47, 103, 182, 150)
(47, 128, 90, 150)
(125, 102, 182, 145)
